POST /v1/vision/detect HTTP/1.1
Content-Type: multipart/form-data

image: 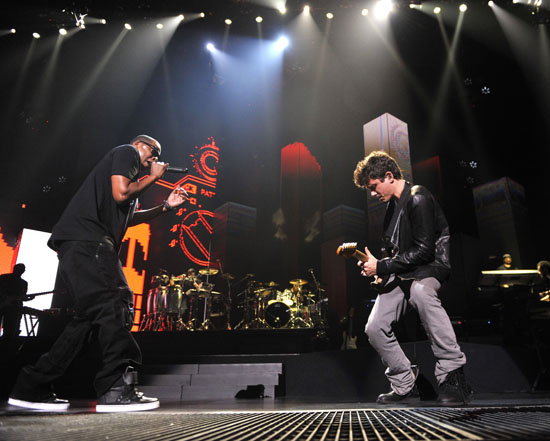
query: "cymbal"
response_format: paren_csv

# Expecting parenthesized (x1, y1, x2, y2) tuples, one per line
(221, 273, 235, 280)
(267, 281, 279, 287)
(199, 268, 219, 275)
(290, 279, 308, 286)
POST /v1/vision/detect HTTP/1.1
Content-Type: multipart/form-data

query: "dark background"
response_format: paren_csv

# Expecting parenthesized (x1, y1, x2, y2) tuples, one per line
(1, 0, 549, 322)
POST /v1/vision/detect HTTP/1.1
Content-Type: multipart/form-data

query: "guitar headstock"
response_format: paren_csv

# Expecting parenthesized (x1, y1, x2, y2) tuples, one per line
(336, 242, 357, 258)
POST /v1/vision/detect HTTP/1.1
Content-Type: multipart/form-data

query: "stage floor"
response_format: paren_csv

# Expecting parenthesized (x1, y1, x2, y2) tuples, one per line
(2, 393, 550, 440)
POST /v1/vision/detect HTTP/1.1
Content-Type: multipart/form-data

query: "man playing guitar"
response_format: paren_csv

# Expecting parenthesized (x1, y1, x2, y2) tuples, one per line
(353, 151, 471, 406)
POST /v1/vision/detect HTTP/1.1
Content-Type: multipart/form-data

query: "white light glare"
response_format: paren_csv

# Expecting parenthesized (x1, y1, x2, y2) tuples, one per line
(101, 18, 107, 24)
(156, 23, 164, 29)
(256, 16, 263, 23)
(512, 0, 519, 3)
(326, 12, 334, 19)
(278, 4, 287, 14)
(11, 28, 16, 33)
(488, 0, 494, 6)
(33, 32, 40, 39)
(124, 23, 132, 30)
(433, 6, 442, 13)
(274, 36, 289, 52)
(374, 0, 394, 19)
(200, 12, 206, 18)
(59, 28, 67, 35)
(177, 14, 184, 22)
(459, 3, 468, 11)
(206, 42, 215, 52)
(304, 5, 310, 13)
(225, 18, 232, 25)
(362, 8, 369, 15)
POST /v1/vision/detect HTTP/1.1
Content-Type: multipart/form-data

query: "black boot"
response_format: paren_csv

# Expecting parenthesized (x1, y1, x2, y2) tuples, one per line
(376, 385, 420, 404)
(96, 366, 159, 413)
(437, 366, 473, 406)
(377, 365, 420, 404)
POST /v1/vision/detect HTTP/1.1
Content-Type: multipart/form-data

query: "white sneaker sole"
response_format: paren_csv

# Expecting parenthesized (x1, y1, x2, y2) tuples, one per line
(96, 400, 159, 413)
(8, 398, 69, 411)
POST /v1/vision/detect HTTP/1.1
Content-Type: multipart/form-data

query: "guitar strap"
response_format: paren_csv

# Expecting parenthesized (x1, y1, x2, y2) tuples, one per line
(382, 182, 412, 251)
(380, 182, 413, 296)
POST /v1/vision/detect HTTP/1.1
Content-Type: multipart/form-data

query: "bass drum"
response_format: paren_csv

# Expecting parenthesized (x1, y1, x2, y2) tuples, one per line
(265, 301, 291, 328)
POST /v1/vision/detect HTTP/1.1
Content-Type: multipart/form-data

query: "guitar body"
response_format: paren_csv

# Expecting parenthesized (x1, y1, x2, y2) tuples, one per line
(336, 242, 391, 292)
(340, 332, 358, 350)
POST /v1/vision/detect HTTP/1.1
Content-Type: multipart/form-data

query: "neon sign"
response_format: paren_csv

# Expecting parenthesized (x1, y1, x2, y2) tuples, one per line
(122, 138, 220, 330)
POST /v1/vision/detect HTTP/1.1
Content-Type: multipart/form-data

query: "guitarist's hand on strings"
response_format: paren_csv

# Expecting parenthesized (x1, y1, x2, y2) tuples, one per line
(358, 247, 378, 277)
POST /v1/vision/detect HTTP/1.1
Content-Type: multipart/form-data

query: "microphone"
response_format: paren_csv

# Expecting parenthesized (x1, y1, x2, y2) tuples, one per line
(166, 166, 189, 174)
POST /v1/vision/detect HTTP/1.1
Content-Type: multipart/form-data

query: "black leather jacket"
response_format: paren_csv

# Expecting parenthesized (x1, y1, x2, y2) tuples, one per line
(376, 182, 451, 283)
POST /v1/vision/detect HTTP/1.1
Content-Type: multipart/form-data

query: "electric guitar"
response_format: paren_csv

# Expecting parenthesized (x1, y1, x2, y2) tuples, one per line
(336, 242, 389, 291)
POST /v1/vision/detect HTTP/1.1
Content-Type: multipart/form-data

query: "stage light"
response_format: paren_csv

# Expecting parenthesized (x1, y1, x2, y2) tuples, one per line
(59, 28, 67, 35)
(304, 5, 310, 13)
(274, 36, 289, 52)
(459, 3, 468, 11)
(488, 0, 494, 6)
(33, 32, 40, 39)
(225, 19, 232, 25)
(206, 42, 215, 52)
(362, 8, 369, 15)
(11, 28, 16, 33)
(278, 4, 287, 14)
(256, 16, 263, 23)
(177, 14, 184, 22)
(326, 12, 334, 19)
(434, 6, 441, 13)
(101, 19, 107, 24)
(200, 12, 206, 18)
(156, 23, 164, 29)
(512, 0, 519, 3)
(409, 0, 423, 8)
(124, 23, 132, 30)
(374, 0, 394, 19)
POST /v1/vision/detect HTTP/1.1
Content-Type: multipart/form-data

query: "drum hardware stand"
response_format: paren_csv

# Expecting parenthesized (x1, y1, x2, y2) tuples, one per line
(217, 259, 232, 330)
(234, 274, 255, 330)
(287, 288, 312, 329)
(198, 242, 215, 331)
(309, 268, 328, 328)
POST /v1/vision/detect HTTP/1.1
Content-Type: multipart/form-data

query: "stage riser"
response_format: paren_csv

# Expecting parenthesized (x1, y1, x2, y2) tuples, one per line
(139, 363, 282, 401)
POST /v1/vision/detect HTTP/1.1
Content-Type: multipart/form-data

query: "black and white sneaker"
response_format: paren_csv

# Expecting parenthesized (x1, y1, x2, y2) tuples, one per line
(96, 367, 159, 413)
(8, 394, 70, 411)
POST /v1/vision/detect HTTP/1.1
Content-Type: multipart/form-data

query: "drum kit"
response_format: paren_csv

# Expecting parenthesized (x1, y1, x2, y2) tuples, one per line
(139, 267, 230, 332)
(234, 278, 327, 330)
(139, 266, 328, 332)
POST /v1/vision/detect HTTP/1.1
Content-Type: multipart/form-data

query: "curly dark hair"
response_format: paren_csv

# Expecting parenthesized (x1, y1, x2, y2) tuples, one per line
(353, 151, 403, 188)
(537, 260, 550, 277)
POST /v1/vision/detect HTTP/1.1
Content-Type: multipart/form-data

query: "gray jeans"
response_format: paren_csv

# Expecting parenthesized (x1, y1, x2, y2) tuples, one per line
(365, 276, 466, 395)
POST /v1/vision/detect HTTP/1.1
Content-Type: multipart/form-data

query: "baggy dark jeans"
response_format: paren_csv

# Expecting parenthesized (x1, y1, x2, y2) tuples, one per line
(16, 241, 141, 397)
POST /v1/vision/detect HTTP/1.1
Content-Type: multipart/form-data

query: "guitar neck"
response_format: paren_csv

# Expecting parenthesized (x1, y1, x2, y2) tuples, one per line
(352, 249, 368, 262)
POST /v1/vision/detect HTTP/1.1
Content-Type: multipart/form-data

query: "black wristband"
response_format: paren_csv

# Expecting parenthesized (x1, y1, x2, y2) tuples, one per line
(163, 200, 173, 212)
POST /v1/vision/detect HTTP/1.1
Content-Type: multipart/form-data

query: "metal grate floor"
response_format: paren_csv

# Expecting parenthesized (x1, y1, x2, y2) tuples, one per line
(2, 406, 550, 441)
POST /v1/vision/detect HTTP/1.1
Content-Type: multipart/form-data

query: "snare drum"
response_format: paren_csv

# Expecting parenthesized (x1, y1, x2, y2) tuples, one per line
(265, 301, 291, 328)
(279, 289, 295, 307)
